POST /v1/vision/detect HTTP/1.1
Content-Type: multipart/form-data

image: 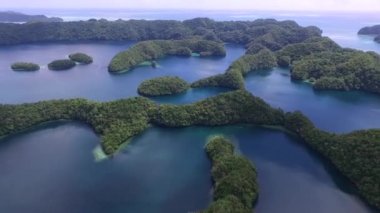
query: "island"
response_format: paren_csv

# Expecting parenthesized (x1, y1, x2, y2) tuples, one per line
(108, 39, 226, 73)
(0, 11, 63, 23)
(358, 25, 380, 43)
(275, 37, 380, 93)
(203, 136, 258, 213)
(0, 90, 379, 209)
(48, 59, 76, 71)
(137, 76, 189, 96)
(11, 62, 40, 71)
(192, 34, 380, 94)
(69, 52, 93, 64)
(0, 17, 380, 210)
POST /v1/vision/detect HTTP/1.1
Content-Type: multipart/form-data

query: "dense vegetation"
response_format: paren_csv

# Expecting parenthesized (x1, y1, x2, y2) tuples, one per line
(108, 39, 226, 72)
(48, 59, 76, 71)
(358, 25, 380, 43)
(192, 49, 277, 89)
(151, 90, 284, 127)
(0, 18, 320, 46)
(290, 48, 380, 93)
(0, 90, 282, 154)
(137, 76, 189, 96)
(0, 89, 379, 208)
(203, 136, 258, 213)
(11, 62, 40, 71)
(69, 52, 93, 64)
(285, 112, 380, 209)
(0, 11, 62, 23)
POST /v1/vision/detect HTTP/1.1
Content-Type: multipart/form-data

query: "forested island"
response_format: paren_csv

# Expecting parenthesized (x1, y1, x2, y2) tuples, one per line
(137, 76, 189, 96)
(11, 62, 40, 71)
(69, 52, 93, 64)
(109, 39, 226, 73)
(1, 17, 380, 210)
(203, 136, 258, 213)
(358, 25, 380, 43)
(0, 90, 379, 209)
(48, 59, 76, 70)
(0, 11, 62, 23)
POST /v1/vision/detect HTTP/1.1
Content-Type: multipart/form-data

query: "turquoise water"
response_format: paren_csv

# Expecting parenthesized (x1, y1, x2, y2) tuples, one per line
(246, 68, 380, 133)
(0, 11, 380, 213)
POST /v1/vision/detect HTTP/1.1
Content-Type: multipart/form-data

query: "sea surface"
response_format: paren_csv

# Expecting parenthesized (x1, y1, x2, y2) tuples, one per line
(0, 9, 379, 213)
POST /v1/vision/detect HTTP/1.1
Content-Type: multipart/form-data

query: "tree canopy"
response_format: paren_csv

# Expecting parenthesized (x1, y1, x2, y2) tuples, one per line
(138, 76, 189, 96)
(108, 39, 226, 73)
(48, 59, 76, 71)
(203, 135, 258, 213)
(69, 52, 93, 64)
(11, 62, 40, 71)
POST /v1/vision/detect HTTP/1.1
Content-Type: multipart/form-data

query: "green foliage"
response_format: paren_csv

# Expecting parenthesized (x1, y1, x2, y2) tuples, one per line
(290, 50, 380, 93)
(284, 111, 380, 209)
(192, 49, 277, 89)
(203, 195, 247, 213)
(11, 62, 40, 71)
(152, 90, 285, 127)
(48, 59, 76, 71)
(203, 136, 258, 213)
(1, 89, 380, 209)
(138, 76, 189, 96)
(69, 52, 93, 64)
(0, 97, 156, 155)
(358, 25, 380, 43)
(0, 18, 321, 47)
(108, 39, 226, 72)
(276, 37, 340, 65)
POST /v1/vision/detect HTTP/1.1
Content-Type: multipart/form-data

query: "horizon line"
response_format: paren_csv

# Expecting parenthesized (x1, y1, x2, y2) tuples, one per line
(1, 8, 380, 13)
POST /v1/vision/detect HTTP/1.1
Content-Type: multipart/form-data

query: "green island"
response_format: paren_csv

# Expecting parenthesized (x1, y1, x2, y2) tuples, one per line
(1, 17, 380, 211)
(0, 11, 63, 23)
(191, 49, 277, 89)
(10, 62, 40, 71)
(358, 25, 380, 43)
(69, 52, 93, 64)
(0, 90, 379, 209)
(137, 76, 189, 96)
(203, 136, 258, 213)
(108, 39, 226, 73)
(0, 18, 321, 46)
(191, 34, 380, 94)
(48, 59, 76, 71)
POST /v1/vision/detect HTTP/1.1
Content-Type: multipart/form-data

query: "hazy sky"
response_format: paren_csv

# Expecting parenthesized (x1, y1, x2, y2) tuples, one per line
(2, 0, 380, 11)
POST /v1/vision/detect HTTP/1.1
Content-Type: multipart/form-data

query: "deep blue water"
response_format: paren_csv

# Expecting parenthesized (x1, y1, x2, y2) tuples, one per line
(0, 10, 379, 213)
(0, 42, 243, 104)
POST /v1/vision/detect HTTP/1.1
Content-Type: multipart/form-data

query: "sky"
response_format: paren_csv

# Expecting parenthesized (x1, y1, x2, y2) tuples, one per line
(2, 0, 380, 11)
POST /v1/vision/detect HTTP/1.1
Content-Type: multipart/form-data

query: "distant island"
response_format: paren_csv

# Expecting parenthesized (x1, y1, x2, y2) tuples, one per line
(11, 62, 40, 71)
(69, 52, 93, 64)
(0, 11, 63, 23)
(358, 25, 380, 43)
(48, 59, 76, 71)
